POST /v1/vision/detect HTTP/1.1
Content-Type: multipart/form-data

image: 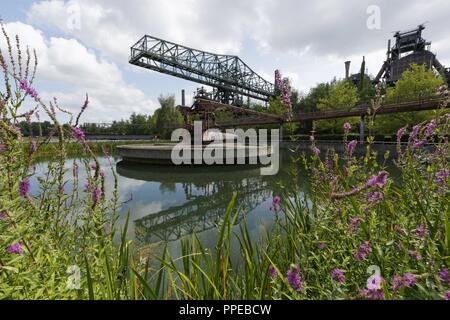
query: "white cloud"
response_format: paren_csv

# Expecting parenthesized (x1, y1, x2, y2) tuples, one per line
(1, 21, 157, 122)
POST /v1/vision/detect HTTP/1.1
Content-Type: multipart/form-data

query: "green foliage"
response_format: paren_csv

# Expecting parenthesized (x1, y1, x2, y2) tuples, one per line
(152, 95, 184, 139)
(267, 96, 286, 115)
(385, 64, 444, 103)
(318, 80, 359, 111)
(372, 64, 445, 134)
(298, 83, 330, 113)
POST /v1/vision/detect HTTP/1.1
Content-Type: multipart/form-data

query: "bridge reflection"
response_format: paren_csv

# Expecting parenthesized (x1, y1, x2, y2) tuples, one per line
(116, 161, 293, 243)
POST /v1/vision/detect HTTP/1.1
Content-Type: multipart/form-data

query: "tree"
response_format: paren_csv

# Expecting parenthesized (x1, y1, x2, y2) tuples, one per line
(152, 95, 184, 139)
(385, 63, 444, 103)
(318, 80, 358, 111)
(373, 64, 445, 134)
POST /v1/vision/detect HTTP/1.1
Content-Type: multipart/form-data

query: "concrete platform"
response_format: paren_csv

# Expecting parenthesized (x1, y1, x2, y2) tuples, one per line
(116, 143, 272, 165)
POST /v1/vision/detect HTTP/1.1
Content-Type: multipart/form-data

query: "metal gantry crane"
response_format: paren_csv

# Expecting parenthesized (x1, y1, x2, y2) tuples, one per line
(129, 35, 275, 106)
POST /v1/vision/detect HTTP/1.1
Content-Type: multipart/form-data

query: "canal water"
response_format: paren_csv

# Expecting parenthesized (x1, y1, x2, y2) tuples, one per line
(29, 149, 310, 262)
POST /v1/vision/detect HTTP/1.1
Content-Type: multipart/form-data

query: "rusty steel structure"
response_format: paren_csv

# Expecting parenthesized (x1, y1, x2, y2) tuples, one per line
(124, 28, 450, 134)
(129, 35, 274, 105)
(374, 25, 449, 84)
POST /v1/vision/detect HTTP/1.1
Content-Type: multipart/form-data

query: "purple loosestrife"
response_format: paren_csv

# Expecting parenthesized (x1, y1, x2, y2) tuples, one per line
(413, 140, 426, 148)
(367, 275, 384, 290)
(353, 241, 372, 261)
(408, 250, 423, 261)
(392, 272, 416, 290)
(318, 242, 327, 250)
(85, 183, 102, 202)
(331, 268, 346, 283)
(435, 169, 449, 188)
(72, 127, 85, 142)
(7, 242, 23, 255)
(19, 79, 39, 102)
(19, 179, 30, 198)
(0, 211, 7, 220)
(268, 265, 278, 279)
(312, 146, 320, 157)
(408, 125, 420, 146)
(439, 268, 450, 285)
(343, 122, 351, 132)
(358, 288, 384, 300)
(425, 120, 437, 137)
(270, 196, 281, 212)
(0, 143, 5, 153)
(30, 140, 37, 153)
(367, 191, 383, 203)
(286, 265, 303, 292)
(346, 140, 358, 157)
(415, 225, 429, 238)
(349, 216, 362, 233)
(397, 127, 406, 142)
(367, 171, 389, 189)
(274, 70, 292, 112)
(445, 291, 450, 301)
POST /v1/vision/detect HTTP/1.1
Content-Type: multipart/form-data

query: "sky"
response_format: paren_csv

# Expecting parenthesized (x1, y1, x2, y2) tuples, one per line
(1, 0, 449, 123)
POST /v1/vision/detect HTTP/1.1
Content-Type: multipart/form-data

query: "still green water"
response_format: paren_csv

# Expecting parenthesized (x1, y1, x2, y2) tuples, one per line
(30, 147, 395, 262)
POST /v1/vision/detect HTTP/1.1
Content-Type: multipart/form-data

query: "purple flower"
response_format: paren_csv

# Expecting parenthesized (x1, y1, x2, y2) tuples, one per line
(270, 196, 281, 212)
(415, 225, 429, 238)
(343, 122, 351, 131)
(445, 291, 450, 301)
(286, 264, 303, 292)
(397, 127, 406, 142)
(358, 288, 384, 300)
(367, 275, 384, 290)
(403, 272, 416, 286)
(408, 250, 423, 261)
(413, 140, 426, 148)
(312, 146, 320, 157)
(19, 79, 39, 102)
(349, 216, 362, 233)
(274, 70, 292, 111)
(425, 120, 437, 137)
(367, 191, 383, 203)
(30, 140, 37, 153)
(0, 144, 6, 153)
(72, 127, 85, 142)
(7, 242, 23, 255)
(0, 211, 7, 221)
(269, 265, 278, 279)
(85, 183, 102, 202)
(19, 179, 30, 198)
(346, 140, 358, 157)
(318, 242, 327, 250)
(331, 268, 346, 283)
(435, 169, 449, 187)
(93, 186, 102, 202)
(408, 125, 420, 146)
(391, 275, 404, 290)
(353, 241, 372, 261)
(367, 171, 389, 189)
(439, 268, 450, 285)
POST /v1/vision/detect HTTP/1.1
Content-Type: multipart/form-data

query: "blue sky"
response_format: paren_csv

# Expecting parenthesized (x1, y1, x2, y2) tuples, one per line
(1, 0, 449, 123)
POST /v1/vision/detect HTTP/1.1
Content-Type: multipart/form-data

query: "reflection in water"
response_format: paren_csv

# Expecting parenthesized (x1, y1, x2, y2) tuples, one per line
(116, 162, 287, 244)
